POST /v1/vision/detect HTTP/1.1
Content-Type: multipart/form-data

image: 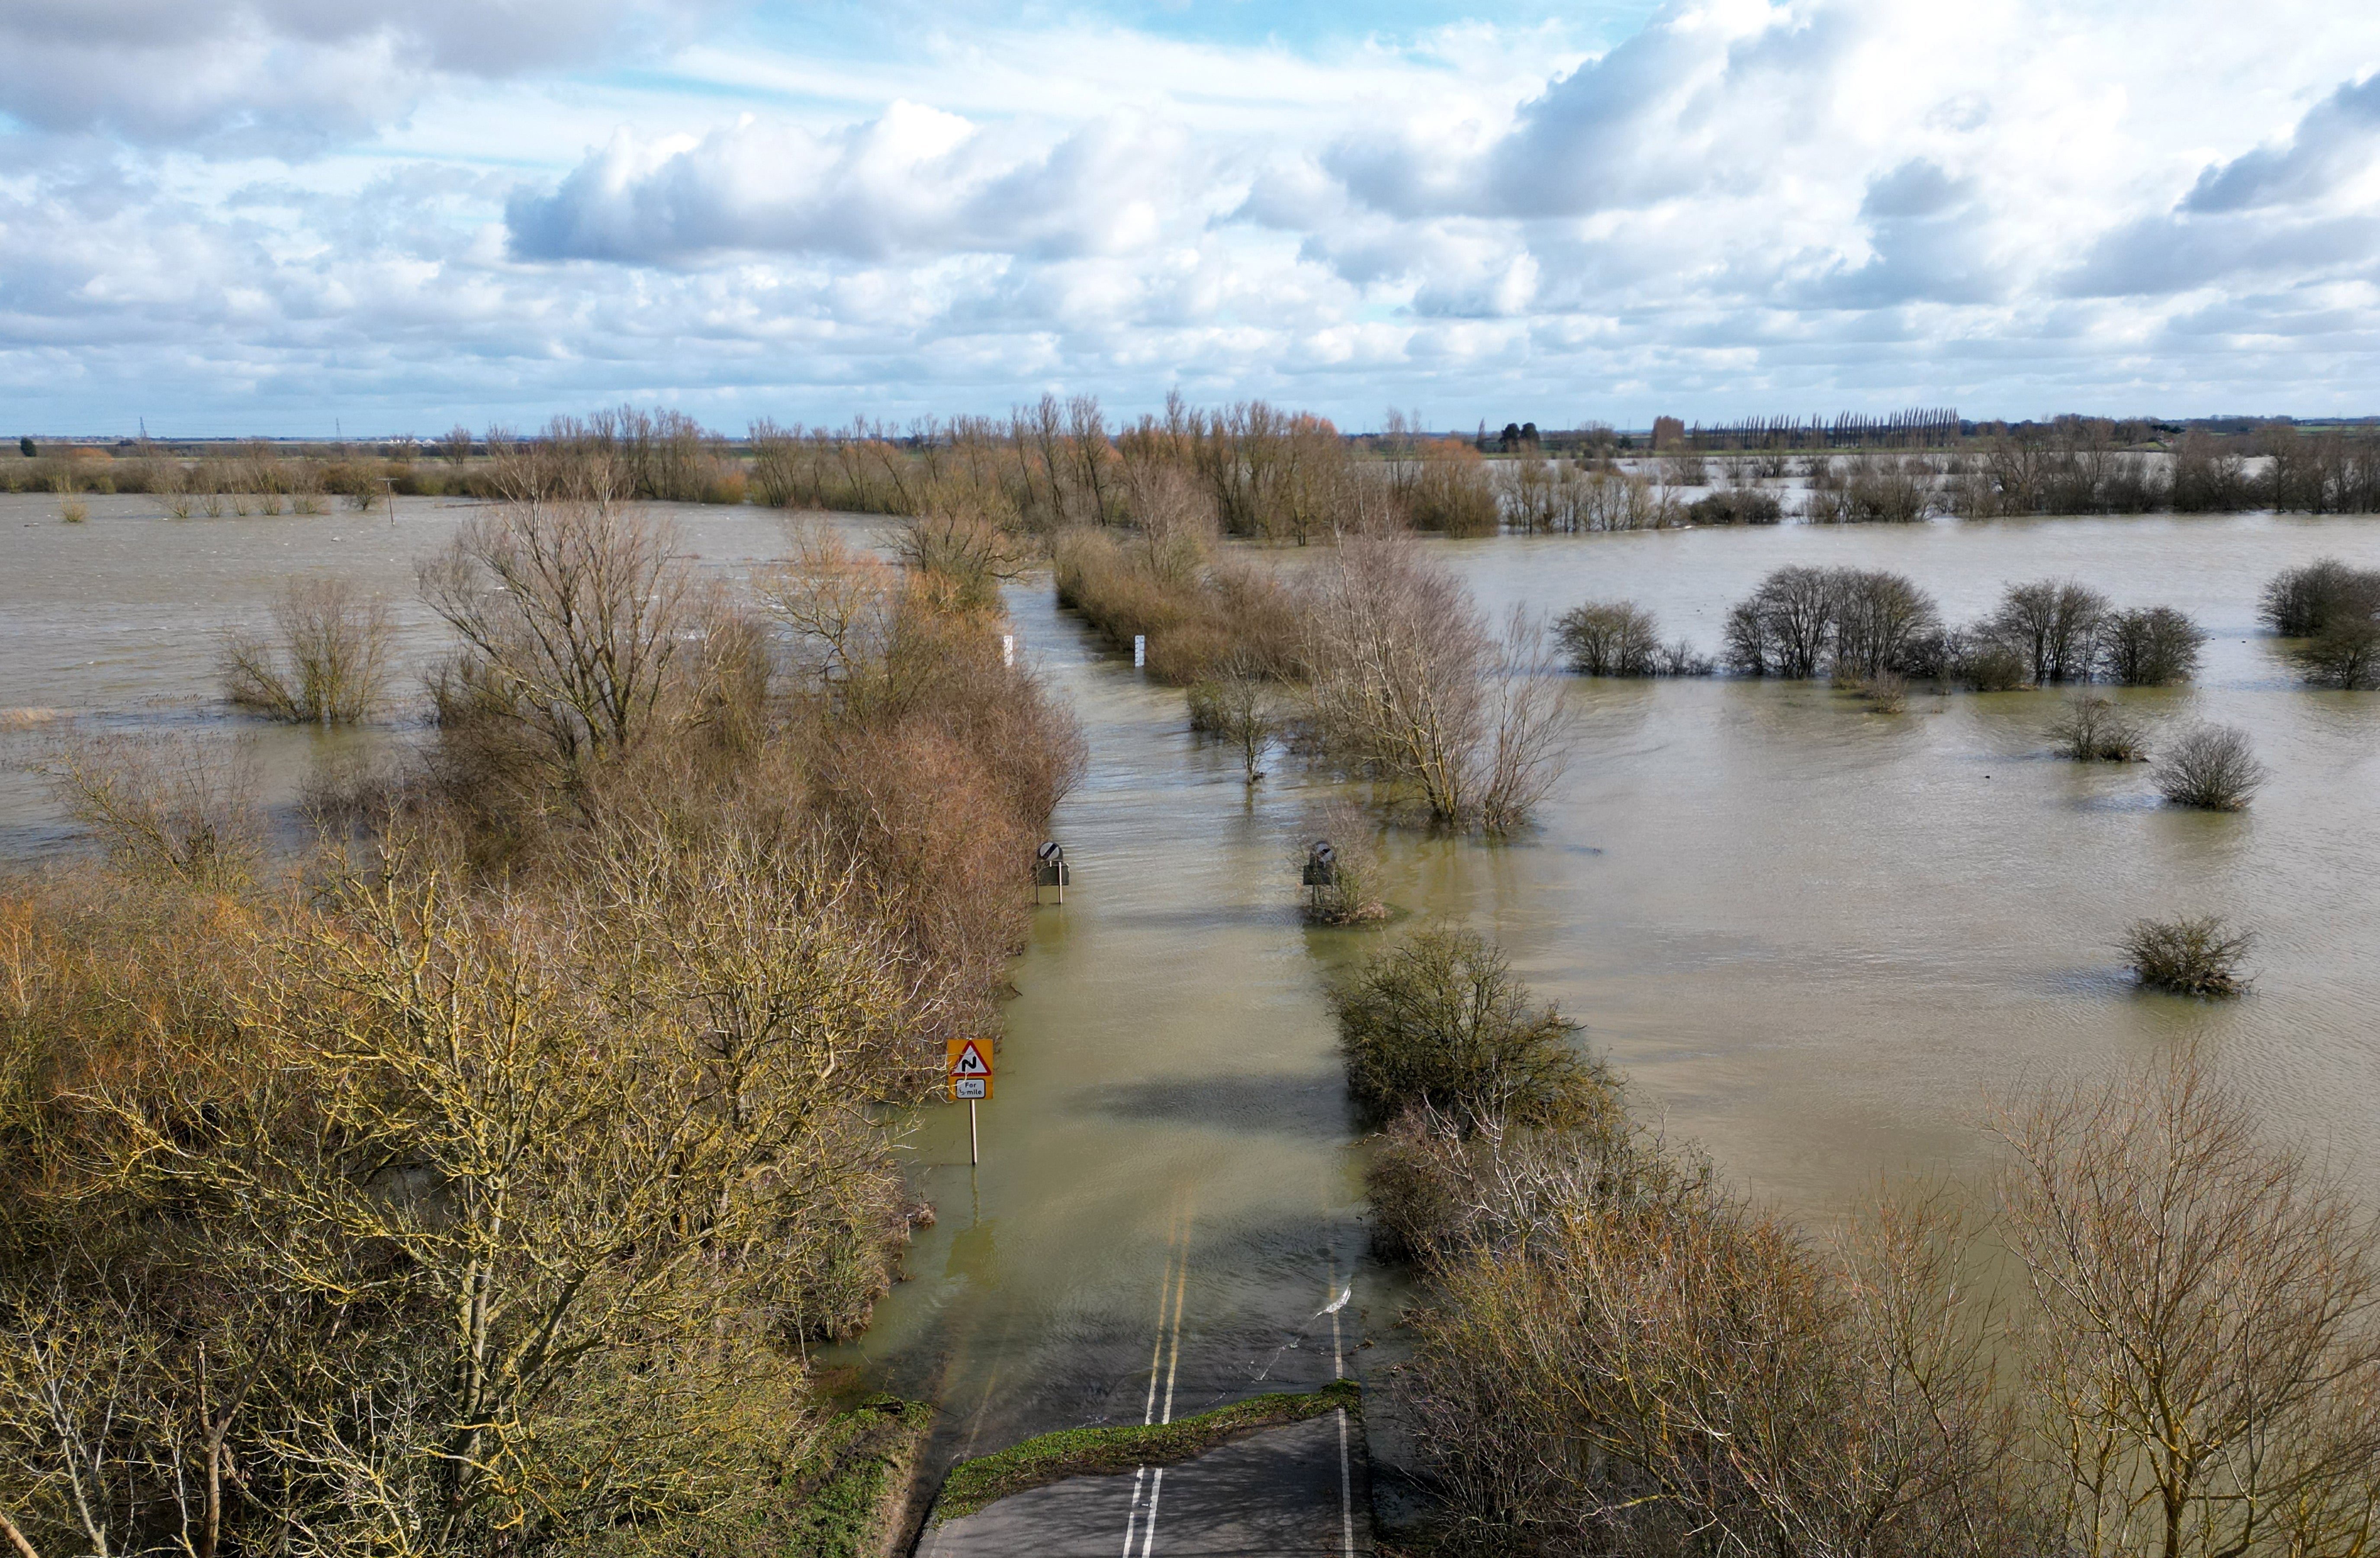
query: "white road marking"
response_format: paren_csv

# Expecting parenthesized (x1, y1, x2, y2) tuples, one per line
(1139, 1467, 1166, 1558)
(1332, 1268, 1355, 1558)
(1122, 1204, 1192, 1557)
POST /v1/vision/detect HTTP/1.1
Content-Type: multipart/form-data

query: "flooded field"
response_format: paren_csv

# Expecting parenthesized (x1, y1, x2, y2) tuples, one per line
(7, 492, 2378, 1471)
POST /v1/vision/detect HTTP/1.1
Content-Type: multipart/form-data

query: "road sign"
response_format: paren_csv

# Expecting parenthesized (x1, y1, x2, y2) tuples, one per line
(947, 1039, 994, 1102)
(946, 1039, 994, 1162)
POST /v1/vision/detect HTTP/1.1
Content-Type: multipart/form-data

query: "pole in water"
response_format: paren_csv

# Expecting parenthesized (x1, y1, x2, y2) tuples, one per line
(969, 1099, 979, 1165)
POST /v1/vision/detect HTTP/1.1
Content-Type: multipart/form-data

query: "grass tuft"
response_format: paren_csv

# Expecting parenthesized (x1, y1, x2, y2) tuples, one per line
(932, 1380, 1359, 1525)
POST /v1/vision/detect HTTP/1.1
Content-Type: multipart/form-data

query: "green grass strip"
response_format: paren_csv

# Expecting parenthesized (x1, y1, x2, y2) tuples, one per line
(933, 1379, 1360, 1524)
(775, 1394, 933, 1557)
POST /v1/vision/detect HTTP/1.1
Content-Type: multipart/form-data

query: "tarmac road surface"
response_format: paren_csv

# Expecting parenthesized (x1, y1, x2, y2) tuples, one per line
(917, 1411, 1372, 1558)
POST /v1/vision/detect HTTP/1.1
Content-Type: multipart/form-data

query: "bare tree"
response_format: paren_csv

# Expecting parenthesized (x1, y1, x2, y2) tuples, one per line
(419, 502, 691, 785)
(1990, 579, 2109, 684)
(1555, 600, 1661, 675)
(1995, 1051, 2380, 1558)
(2099, 606, 2204, 686)
(1479, 608, 1571, 833)
(895, 503, 1024, 614)
(1831, 570, 1940, 681)
(756, 520, 902, 687)
(2049, 695, 2145, 761)
(44, 734, 260, 890)
(1300, 534, 1568, 831)
(1727, 565, 1839, 677)
(1187, 654, 1277, 782)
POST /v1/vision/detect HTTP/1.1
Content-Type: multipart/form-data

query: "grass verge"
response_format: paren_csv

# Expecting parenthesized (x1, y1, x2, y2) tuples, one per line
(772, 1394, 934, 1557)
(932, 1379, 1361, 1524)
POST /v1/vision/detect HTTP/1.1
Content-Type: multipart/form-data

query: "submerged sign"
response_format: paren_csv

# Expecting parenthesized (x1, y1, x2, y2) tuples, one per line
(946, 1039, 994, 1101)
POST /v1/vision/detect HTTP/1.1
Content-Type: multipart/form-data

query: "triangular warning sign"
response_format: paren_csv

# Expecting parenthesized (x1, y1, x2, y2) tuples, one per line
(949, 1040, 992, 1077)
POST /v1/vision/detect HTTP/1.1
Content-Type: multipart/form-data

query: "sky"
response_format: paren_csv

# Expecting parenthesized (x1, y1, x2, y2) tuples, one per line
(3, 0, 2378, 437)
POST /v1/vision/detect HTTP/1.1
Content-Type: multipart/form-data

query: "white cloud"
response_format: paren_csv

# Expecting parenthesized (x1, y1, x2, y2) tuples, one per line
(508, 106, 1228, 264)
(0, 0, 710, 151)
(5, 0, 2380, 432)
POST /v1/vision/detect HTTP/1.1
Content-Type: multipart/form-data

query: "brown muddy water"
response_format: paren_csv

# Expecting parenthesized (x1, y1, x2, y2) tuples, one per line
(6, 493, 2379, 1477)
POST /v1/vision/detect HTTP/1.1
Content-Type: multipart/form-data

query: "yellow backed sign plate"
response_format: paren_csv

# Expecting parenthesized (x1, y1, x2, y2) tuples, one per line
(946, 1039, 993, 1101)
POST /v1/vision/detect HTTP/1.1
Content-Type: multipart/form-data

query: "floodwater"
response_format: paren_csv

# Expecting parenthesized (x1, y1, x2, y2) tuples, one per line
(6, 493, 2379, 1481)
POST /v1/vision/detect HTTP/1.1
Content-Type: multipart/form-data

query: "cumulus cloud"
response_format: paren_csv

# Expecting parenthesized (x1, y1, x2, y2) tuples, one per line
(0, 0, 709, 150)
(2184, 73, 2380, 213)
(508, 106, 1225, 264)
(2060, 71, 2380, 298)
(7, 0, 2380, 431)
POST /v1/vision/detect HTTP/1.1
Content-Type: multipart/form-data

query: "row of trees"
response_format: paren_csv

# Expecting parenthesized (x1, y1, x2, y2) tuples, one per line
(3, 487, 1081, 1553)
(1339, 929, 2380, 1558)
(1671, 406, 1965, 451)
(1723, 570, 2206, 689)
(751, 395, 1383, 544)
(1052, 497, 1571, 831)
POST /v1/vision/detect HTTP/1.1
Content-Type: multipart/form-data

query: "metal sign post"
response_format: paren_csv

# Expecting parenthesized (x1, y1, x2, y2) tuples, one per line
(947, 1039, 994, 1165)
(1035, 840, 1070, 906)
(1303, 840, 1337, 911)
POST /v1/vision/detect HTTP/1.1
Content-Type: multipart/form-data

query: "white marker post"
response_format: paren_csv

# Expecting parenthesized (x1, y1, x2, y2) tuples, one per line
(1134, 634, 1146, 668)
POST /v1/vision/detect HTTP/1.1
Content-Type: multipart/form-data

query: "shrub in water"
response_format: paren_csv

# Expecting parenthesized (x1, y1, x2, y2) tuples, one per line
(1853, 670, 1907, 712)
(2155, 723, 2265, 810)
(2295, 617, 2380, 689)
(1333, 924, 1599, 1126)
(2049, 695, 2145, 760)
(2260, 558, 2380, 637)
(1656, 637, 1714, 676)
(1555, 600, 1660, 675)
(1685, 488, 1782, 525)
(2122, 915, 2253, 996)
(2100, 605, 2204, 686)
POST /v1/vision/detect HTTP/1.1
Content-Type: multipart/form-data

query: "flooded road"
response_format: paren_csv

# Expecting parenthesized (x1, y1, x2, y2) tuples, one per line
(7, 493, 2379, 1472)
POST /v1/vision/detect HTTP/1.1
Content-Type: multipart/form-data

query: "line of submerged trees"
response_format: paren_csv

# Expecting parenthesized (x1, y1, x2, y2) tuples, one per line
(757, 412, 2380, 530)
(1559, 557, 2380, 693)
(1, 462, 1081, 1553)
(1335, 927, 2380, 1558)
(30, 403, 2379, 536)
(1055, 514, 1571, 834)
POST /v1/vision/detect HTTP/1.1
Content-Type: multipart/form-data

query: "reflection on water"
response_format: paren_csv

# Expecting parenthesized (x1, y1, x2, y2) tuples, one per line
(7, 495, 2379, 1471)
